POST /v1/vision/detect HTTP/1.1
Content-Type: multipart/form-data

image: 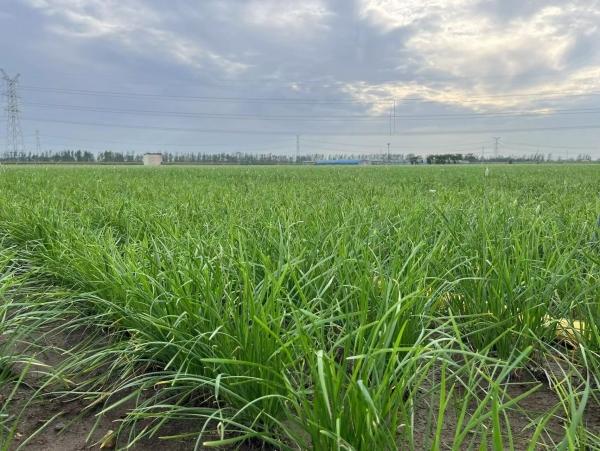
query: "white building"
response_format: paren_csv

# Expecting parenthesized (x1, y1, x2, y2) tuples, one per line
(143, 153, 163, 166)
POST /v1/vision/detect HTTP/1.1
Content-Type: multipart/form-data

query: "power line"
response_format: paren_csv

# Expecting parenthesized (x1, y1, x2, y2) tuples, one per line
(38, 133, 486, 153)
(22, 101, 389, 121)
(19, 84, 600, 105)
(22, 60, 600, 88)
(20, 85, 381, 105)
(20, 100, 600, 121)
(301, 138, 383, 149)
(498, 142, 585, 158)
(495, 146, 556, 154)
(501, 140, 599, 151)
(22, 116, 600, 136)
(36, 142, 296, 154)
(11, 137, 592, 157)
(36, 138, 391, 155)
(304, 139, 485, 152)
(301, 138, 487, 149)
(40, 147, 296, 156)
(37, 133, 290, 148)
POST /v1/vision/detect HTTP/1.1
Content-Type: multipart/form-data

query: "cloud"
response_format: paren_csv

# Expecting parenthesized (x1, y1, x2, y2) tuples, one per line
(23, 0, 249, 75)
(416, 4, 599, 75)
(359, 0, 475, 30)
(243, 0, 333, 31)
(347, 0, 600, 112)
(4, 0, 600, 155)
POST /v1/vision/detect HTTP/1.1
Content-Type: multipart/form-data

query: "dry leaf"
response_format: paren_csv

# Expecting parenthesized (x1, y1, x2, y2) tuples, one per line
(99, 429, 116, 449)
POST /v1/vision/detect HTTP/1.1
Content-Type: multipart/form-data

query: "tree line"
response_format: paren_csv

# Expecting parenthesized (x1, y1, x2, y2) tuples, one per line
(0, 150, 596, 164)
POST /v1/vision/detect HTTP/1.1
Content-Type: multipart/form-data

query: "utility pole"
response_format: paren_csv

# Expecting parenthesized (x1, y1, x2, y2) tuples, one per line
(493, 137, 500, 160)
(296, 134, 300, 163)
(35, 129, 41, 154)
(1, 69, 25, 158)
(481, 145, 485, 162)
(387, 142, 391, 163)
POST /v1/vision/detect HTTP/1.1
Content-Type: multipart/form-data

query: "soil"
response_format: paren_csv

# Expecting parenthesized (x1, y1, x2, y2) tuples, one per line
(2, 386, 197, 450)
(1, 322, 202, 450)
(410, 362, 600, 450)
(3, 323, 600, 450)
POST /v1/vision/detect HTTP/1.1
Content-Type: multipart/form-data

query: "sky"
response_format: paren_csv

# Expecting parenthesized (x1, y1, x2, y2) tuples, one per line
(1, 0, 600, 159)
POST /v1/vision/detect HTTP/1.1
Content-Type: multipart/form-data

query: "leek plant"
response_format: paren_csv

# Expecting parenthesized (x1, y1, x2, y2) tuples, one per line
(0, 164, 598, 449)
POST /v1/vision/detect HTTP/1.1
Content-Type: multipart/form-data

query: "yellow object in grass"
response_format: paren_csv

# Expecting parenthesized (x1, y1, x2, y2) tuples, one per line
(99, 430, 116, 449)
(544, 315, 585, 345)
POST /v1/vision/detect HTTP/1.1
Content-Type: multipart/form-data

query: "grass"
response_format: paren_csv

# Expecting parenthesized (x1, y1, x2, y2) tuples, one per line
(0, 164, 598, 449)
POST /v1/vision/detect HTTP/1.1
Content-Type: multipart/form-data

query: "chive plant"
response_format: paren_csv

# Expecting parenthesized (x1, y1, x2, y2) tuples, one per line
(0, 164, 598, 449)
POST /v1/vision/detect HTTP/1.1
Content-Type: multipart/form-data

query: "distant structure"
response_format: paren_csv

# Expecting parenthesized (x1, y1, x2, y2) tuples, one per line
(143, 153, 163, 166)
(315, 159, 370, 165)
(493, 137, 500, 159)
(1, 69, 24, 157)
(35, 129, 41, 154)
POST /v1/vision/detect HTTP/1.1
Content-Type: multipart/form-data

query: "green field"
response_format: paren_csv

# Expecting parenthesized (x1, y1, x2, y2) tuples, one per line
(1, 165, 599, 449)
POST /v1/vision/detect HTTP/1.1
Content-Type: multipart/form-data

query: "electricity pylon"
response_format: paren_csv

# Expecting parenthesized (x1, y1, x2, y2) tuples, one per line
(1, 69, 25, 157)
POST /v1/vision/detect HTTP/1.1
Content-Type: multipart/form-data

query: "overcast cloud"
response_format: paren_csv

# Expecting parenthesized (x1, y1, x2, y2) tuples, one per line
(1, 0, 600, 157)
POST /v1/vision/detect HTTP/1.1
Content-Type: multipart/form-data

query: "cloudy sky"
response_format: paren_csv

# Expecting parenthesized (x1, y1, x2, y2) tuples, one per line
(1, 0, 600, 158)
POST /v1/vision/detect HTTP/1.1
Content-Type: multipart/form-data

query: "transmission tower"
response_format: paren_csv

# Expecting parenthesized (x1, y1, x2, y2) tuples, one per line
(493, 137, 500, 159)
(1, 69, 25, 157)
(35, 129, 41, 154)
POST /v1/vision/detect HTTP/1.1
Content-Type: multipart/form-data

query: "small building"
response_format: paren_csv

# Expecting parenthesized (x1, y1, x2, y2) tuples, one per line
(143, 153, 163, 166)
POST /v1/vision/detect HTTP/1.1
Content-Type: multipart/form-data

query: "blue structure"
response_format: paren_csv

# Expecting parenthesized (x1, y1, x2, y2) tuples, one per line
(315, 159, 369, 165)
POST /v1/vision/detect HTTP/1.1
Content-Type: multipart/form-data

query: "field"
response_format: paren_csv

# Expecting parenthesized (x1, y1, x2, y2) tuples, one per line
(1, 164, 599, 450)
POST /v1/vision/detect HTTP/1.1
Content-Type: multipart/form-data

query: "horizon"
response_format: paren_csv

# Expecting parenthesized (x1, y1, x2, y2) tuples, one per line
(1, 1, 600, 158)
